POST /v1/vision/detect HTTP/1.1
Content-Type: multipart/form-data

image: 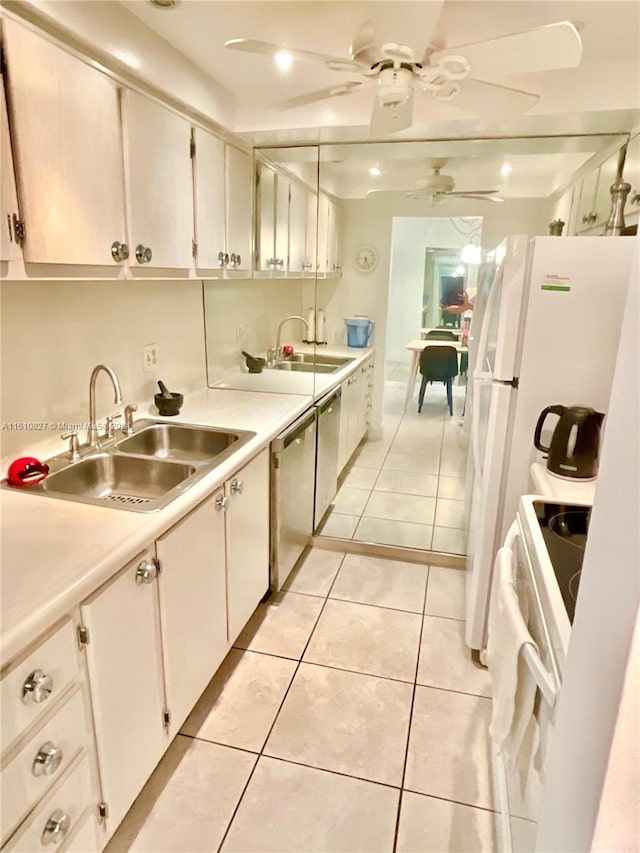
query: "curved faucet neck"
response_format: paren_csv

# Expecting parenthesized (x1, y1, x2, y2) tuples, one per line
(88, 364, 123, 446)
(276, 315, 310, 353)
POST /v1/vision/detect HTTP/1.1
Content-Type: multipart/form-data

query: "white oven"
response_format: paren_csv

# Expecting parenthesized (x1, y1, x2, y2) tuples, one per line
(490, 495, 592, 852)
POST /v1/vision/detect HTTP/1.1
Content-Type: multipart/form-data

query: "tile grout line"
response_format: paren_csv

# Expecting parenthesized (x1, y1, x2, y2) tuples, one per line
(215, 551, 348, 853)
(392, 565, 431, 853)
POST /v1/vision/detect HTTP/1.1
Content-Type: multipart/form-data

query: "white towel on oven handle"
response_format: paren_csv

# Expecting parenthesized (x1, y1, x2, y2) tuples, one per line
(487, 544, 539, 771)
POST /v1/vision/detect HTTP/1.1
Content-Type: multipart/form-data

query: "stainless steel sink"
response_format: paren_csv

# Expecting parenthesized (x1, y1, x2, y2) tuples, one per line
(291, 354, 353, 367)
(114, 421, 250, 465)
(2, 419, 257, 513)
(41, 454, 196, 510)
(268, 362, 334, 374)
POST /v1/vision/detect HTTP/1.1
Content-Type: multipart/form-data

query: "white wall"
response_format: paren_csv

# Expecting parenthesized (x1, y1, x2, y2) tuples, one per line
(203, 277, 305, 384)
(536, 235, 640, 852)
(0, 279, 207, 462)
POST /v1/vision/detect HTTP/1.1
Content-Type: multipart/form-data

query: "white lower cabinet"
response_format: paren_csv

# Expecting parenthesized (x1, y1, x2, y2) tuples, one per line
(225, 449, 270, 643)
(80, 550, 167, 835)
(338, 361, 372, 473)
(77, 450, 269, 845)
(156, 493, 228, 738)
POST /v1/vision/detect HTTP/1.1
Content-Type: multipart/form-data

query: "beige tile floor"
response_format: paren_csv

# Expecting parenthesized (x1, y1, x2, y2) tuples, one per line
(321, 379, 470, 554)
(107, 550, 499, 853)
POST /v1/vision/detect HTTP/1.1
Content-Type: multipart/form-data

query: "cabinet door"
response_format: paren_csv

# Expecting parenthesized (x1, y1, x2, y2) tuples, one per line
(80, 551, 167, 833)
(193, 128, 226, 270)
(225, 449, 270, 643)
(156, 493, 228, 737)
(257, 163, 276, 271)
(288, 182, 309, 273)
(327, 200, 342, 274)
(123, 90, 193, 269)
(316, 193, 330, 273)
(593, 149, 622, 229)
(575, 168, 599, 232)
(1, 80, 21, 263)
(338, 376, 355, 472)
(305, 192, 319, 273)
(623, 133, 640, 219)
(274, 174, 290, 271)
(225, 144, 253, 272)
(3, 19, 126, 266)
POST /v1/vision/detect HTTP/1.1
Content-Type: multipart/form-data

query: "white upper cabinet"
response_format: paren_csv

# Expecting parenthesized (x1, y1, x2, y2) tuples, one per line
(2, 19, 126, 267)
(1, 80, 21, 263)
(327, 199, 343, 274)
(257, 162, 276, 271)
(316, 193, 330, 273)
(623, 134, 640, 221)
(225, 144, 252, 272)
(274, 173, 290, 270)
(193, 132, 252, 272)
(288, 181, 309, 273)
(305, 192, 319, 273)
(193, 128, 226, 269)
(122, 89, 193, 270)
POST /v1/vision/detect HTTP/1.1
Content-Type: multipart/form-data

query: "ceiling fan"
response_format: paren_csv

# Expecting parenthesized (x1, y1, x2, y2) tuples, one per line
(225, 18, 583, 134)
(367, 160, 504, 204)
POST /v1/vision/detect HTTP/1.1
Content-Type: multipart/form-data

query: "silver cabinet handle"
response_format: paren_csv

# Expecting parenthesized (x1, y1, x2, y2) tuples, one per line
(135, 559, 158, 584)
(230, 478, 243, 495)
(276, 258, 284, 269)
(218, 251, 229, 267)
(41, 810, 71, 846)
(111, 241, 129, 262)
(229, 252, 241, 268)
(215, 494, 229, 511)
(22, 670, 53, 705)
(32, 741, 64, 777)
(302, 261, 313, 271)
(135, 244, 153, 264)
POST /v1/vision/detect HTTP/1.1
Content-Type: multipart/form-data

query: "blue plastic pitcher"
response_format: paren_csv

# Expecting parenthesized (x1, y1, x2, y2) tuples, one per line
(345, 317, 374, 347)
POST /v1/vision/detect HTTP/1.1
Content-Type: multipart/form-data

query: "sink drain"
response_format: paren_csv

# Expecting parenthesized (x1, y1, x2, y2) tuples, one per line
(103, 493, 152, 507)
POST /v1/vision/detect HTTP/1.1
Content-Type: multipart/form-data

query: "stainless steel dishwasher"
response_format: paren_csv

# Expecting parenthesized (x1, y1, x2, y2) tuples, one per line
(270, 408, 317, 591)
(314, 386, 342, 530)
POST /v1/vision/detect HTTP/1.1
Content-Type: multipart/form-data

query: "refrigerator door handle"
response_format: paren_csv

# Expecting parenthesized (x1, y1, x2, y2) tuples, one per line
(471, 371, 493, 481)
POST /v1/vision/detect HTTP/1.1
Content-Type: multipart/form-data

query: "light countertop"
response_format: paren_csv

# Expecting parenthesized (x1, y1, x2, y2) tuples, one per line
(1, 347, 372, 665)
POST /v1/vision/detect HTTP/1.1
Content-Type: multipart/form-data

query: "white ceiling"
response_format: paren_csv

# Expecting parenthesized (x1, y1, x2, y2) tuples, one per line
(122, 0, 640, 141)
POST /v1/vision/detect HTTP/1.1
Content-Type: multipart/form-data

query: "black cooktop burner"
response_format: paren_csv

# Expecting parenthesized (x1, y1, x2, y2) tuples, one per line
(533, 501, 591, 624)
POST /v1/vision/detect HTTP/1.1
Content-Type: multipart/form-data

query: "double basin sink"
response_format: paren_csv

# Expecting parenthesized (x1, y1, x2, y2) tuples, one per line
(267, 353, 353, 374)
(13, 420, 256, 513)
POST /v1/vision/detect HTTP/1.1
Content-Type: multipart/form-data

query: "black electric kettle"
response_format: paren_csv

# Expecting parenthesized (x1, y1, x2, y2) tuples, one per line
(534, 405, 605, 480)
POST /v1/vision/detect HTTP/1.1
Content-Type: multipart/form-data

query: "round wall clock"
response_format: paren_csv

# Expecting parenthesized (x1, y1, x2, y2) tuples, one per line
(354, 245, 379, 272)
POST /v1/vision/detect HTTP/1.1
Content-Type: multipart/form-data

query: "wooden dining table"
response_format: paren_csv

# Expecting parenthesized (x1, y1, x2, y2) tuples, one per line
(404, 338, 468, 411)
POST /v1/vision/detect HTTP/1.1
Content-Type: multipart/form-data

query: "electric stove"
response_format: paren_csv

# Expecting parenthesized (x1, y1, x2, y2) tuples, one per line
(532, 501, 591, 624)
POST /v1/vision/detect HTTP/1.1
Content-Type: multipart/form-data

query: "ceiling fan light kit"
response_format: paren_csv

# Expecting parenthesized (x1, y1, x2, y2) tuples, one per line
(224, 18, 583, 136)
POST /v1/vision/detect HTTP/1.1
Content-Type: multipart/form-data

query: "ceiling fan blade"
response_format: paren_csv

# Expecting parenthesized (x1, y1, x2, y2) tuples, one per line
(350, 18, 379, 66)
(449, 193, 504, 203)
(370, 90, 413, 135)
(450, 78, 539, 116)
(224, 38, 361, 72)
(274, 82, 364, 110)
(431, 21, 582, 78)
(446, 189, 499, 196)
(365, 189, 414, 198)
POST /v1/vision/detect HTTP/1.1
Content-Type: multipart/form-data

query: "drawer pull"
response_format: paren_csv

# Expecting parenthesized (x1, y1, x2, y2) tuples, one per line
(135, 559, 158, 584)
(41, 810, 71, 846)
(230, 478, 243, 495)
(22, 670, 54, 705)
(33, 741, 64, 777)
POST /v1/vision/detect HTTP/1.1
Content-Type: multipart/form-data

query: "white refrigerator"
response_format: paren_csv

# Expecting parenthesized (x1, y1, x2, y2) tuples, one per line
(465, 235, 636, 651)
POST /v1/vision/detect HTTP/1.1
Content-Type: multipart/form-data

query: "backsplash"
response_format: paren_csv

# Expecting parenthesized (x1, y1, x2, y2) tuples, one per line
(203, 277, 305, 384)
(0, 278, 207, 461)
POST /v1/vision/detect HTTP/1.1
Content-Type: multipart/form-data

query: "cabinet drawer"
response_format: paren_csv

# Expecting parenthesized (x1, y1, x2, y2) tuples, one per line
(4, 750, 94, 852)
(1, 687, 89, 844)
(1, 621, 79, 751)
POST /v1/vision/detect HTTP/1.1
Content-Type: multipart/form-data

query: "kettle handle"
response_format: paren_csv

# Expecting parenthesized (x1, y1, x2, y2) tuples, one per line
(534, 404, 566, 452)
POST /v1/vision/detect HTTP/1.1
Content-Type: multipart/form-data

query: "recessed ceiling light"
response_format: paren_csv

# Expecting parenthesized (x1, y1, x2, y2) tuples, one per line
(149, 0, 179, 8)
(501, 163, 513, 176)
(274, 51, 294, 72)
(369, 166, 381, 176)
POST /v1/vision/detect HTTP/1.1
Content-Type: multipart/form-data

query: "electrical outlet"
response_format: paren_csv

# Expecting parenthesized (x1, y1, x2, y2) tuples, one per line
(143, 343, 158, 372)
(236, 324, 246, 344)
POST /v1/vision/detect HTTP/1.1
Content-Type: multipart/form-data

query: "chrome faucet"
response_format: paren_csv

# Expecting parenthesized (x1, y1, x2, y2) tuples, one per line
(88, 364, 123, 446)
(275, 315, 310, 358)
